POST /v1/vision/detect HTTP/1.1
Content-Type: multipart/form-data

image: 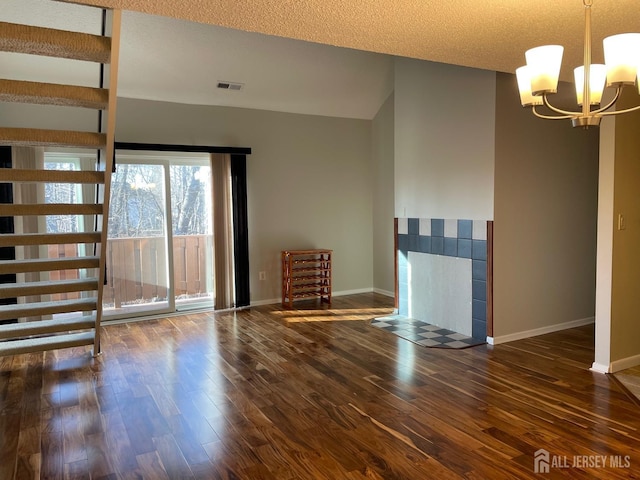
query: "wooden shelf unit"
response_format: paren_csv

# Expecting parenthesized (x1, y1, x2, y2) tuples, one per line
(282, 249, 332, 308)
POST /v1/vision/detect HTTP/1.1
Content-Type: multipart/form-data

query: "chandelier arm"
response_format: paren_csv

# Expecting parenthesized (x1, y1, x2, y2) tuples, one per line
(542, 94, 580, 116)
(591, 88, 622, 114)
(532, 106, 573, 120)
(600, 103, 640, 117)
(582, 0, 592, 118)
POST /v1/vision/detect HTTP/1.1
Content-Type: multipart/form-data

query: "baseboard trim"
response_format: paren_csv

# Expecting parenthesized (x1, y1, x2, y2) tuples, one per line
(490, 316, 595, 345)
(590, 362, 610, 374)
(609, 353, 640, 373)
(250, 297, 281, 307)
(333, 288, 374, 297)
(373, 288, 394, 298)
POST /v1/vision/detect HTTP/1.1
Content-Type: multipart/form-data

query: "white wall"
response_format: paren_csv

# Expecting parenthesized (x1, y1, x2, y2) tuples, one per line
(372, 92, 395, 295)
(0, 102, 97, 131)
(115, 98, 374, 303)
(394, 57, 496, 220)
(593, 114, 615, 372)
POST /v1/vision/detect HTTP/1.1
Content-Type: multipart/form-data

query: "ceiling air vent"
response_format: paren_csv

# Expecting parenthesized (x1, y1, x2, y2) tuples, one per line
(217, 81, 244, 91)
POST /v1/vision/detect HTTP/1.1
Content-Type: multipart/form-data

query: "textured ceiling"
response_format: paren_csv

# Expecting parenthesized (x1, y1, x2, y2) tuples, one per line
(2, 0, 639, 119)
(1, 0, 393, 119)
(59, 0, 640, 82)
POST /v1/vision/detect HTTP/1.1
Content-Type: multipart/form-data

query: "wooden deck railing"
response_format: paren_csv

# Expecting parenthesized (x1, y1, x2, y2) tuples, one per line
(47, 235, 212, 306)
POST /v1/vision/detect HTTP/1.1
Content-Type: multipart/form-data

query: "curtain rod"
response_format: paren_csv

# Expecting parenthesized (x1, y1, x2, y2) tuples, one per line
(115, 142, 251, 155)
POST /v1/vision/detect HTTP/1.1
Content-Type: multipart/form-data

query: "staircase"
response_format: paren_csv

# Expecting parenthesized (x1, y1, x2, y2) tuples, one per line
(0, 4, 121, 356)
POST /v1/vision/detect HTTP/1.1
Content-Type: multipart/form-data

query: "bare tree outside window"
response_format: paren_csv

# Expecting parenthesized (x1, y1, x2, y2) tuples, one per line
(44, 162, 80, 233)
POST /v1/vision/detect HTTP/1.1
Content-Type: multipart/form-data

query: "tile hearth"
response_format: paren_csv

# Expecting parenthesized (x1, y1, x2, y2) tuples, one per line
(371, 315, 486, 349)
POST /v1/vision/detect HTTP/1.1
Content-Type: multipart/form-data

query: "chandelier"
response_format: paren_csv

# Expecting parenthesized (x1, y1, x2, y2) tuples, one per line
(516, 0, 640, 128)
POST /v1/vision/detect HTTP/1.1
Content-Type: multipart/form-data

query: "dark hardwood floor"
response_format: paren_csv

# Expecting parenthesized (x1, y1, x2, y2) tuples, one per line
(1, 293, 640, 479)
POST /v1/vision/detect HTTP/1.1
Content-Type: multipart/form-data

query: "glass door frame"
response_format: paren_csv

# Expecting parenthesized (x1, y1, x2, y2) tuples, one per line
(103, 150, 212, 321)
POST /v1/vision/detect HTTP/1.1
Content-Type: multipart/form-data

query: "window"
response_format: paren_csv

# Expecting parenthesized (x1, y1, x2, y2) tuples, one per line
(103, 151, 214, 319)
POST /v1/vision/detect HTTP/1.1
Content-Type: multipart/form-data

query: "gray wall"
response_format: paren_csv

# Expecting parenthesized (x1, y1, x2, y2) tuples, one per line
(609, 89, 640, 367)
(372, 92, 395, 295)
(0, 99, 374, 304)
(493, 72, 599, 340)
(394, 57, 496, 221)
(115, 98, 374, 303)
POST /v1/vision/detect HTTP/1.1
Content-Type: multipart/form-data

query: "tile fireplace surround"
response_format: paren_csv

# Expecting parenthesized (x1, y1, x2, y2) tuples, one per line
(397, 218, 490, 340)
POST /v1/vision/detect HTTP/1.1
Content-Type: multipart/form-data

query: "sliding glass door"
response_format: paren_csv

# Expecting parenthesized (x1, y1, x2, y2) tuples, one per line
(103, 152, 213, 319)
(169, 164, 213, 309)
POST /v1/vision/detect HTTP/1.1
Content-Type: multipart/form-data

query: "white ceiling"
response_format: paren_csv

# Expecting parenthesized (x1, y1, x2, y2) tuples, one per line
(1, 0, 639, 119)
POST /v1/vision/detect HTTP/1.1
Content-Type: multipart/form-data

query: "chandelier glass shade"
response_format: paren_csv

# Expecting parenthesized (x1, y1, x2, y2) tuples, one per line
(516, 0, 640, 128)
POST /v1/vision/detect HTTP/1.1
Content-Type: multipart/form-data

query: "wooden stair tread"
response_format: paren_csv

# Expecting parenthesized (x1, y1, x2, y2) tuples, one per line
(0, 316, 95, 339)
(0, 278, 99, 299)
(0, 203, 103, 216)
(0, 297, 97, 321)
(0, 331, 95, 356)
(0, 256, 100, 274)
(0, 79, 108, 110)
(0, 21, 111, 63)
(0, 127, 106, 148)
(0, 169, 105, 184)
(0, 232, 102, 247)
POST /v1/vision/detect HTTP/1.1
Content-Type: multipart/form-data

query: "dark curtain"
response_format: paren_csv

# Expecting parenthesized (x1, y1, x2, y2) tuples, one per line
(230, 155, 250, 307)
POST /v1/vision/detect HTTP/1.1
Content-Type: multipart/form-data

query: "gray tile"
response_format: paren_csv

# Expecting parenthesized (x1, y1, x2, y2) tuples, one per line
(444, 237, 458, 256)
(429, 336, 452, 343)
(397, 218, 408, 234)
(422, 324, 442, 331)
(408, 234, 419, 252)
(458, 220, 473, 239)
(444, 219, 458, 238)
(473, 220, 487, 240)
(408, 218, 419, 235)
(473, 299, 487, 322)
(445, 340, 471, 349)
(419, 218, 431, 236)
(431, 236, 444, 255)
(472, 280, 487, 301)
(431, 219, 444, 237)
(458, 239, 472, 258)
(472, 318, 486, 340)
(472, 259, 486, 281)
(418, 331, 442, 339)
(372, 322, 391, 328)
(418, 235, 431, 253)
(472, 240, 487, 260)
(432, 329, 453, 335)
(398, 234, 409, 252)
(416, 339, 440, 347)
(446, 333, 468, 341)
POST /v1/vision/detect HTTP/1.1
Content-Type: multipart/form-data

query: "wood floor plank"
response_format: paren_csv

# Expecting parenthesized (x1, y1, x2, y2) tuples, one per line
(1, 294, 640, 478)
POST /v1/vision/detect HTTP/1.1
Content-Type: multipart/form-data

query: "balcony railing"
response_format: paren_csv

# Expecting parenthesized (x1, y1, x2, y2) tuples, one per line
(47, 234, 212, 308)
